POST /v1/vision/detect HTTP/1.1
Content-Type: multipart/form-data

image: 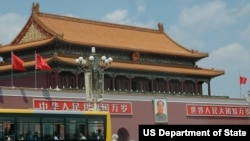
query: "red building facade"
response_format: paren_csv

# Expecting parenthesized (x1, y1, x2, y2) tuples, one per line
(0, 87, 248, 141)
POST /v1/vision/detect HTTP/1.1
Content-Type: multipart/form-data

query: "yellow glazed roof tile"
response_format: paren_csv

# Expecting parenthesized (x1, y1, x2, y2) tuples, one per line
(23, 5, 208, 58)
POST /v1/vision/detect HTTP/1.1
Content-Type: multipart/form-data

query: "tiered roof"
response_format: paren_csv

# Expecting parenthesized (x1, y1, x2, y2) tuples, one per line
(0, 3, 224, 77)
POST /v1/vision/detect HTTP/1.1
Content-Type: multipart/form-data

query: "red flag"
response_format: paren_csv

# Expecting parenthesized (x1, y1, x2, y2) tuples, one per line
(12, 52, 26, 71)
(240, 76, 247, 85)
(36, 54, 52, 71)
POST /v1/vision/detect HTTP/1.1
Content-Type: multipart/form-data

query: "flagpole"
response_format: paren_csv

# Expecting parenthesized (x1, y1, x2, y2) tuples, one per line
(11, 69, 13, 87)
(240, 83, 242, 98)
(11, 51, 13, 87)
(35, 51, 37, 89)
(239, 71, 242, 98)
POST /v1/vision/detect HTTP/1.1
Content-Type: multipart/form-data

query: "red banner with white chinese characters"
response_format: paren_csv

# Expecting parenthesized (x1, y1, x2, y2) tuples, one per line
(186, 104, 249, 117)
(33, 99, 132, 115)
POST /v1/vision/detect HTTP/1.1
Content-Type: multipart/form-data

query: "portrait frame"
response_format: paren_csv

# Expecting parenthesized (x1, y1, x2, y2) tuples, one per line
(153, 98, 168, 123)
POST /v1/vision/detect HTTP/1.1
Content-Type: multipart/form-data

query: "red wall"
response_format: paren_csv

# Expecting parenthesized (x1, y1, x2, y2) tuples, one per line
(111, 101, 154, 141)
(0, 72, 50, 88)
(168, 102, 249, 125)
(0, 95, 249, 141)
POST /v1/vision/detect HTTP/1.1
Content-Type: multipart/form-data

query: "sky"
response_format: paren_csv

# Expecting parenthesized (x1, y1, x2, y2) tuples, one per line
(0, 0, 250, 99)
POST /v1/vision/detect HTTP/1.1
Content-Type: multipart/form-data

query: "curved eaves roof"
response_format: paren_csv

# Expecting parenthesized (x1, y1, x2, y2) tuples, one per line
(0, 38, 54, 53)
(49, 56, 225, 77)
(56, 56, 225, 77)
(0, 55, 224, 77)
(33, 11, 208, 58)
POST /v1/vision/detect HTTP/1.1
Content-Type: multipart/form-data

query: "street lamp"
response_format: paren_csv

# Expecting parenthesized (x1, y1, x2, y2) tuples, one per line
(75, 47, 113, 111)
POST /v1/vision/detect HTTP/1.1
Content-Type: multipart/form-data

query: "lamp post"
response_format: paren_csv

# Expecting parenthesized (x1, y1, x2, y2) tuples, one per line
(75, 47, 113, 111)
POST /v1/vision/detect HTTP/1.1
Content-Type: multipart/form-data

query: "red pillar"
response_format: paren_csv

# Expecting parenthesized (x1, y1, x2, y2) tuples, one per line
(56, 71, 59, 89)
(195, 81, 198, 95)
(75, 73, 79, 89)
(208, 81, 211, 96)
(129, 77, 132, 91)
(181, 80, 184, 93)
(151, 79, 154, 92)
(112, 76, 115, 90)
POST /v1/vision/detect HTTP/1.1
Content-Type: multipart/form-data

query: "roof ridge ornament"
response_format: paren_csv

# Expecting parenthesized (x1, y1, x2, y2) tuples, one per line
(158, 23, 164, 32)
(55, 33, 64, 39)
(32, 3, 40, 14)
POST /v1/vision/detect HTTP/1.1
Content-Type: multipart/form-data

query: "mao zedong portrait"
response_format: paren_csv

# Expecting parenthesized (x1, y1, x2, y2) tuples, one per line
(154, 100, 167, 122)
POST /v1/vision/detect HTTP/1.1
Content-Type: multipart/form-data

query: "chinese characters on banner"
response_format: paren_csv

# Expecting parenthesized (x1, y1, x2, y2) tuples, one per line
(33, 99, 133, 115)
(186, 104, 250, 117)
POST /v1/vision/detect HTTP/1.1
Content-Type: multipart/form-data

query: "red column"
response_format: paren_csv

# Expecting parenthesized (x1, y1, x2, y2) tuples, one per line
(75, 73, 79, 89)
(195, 81, 198, 95)
(56, 71, 59, 89)
(129, 77, 132, 91)
(151, 79, 154, 92)
(167, 79, 169, 92)
(112, 76, 115, 90)
(181, 80, 184, 93)
(208, 81, 211, 96)
(47, 73, 51, 88)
